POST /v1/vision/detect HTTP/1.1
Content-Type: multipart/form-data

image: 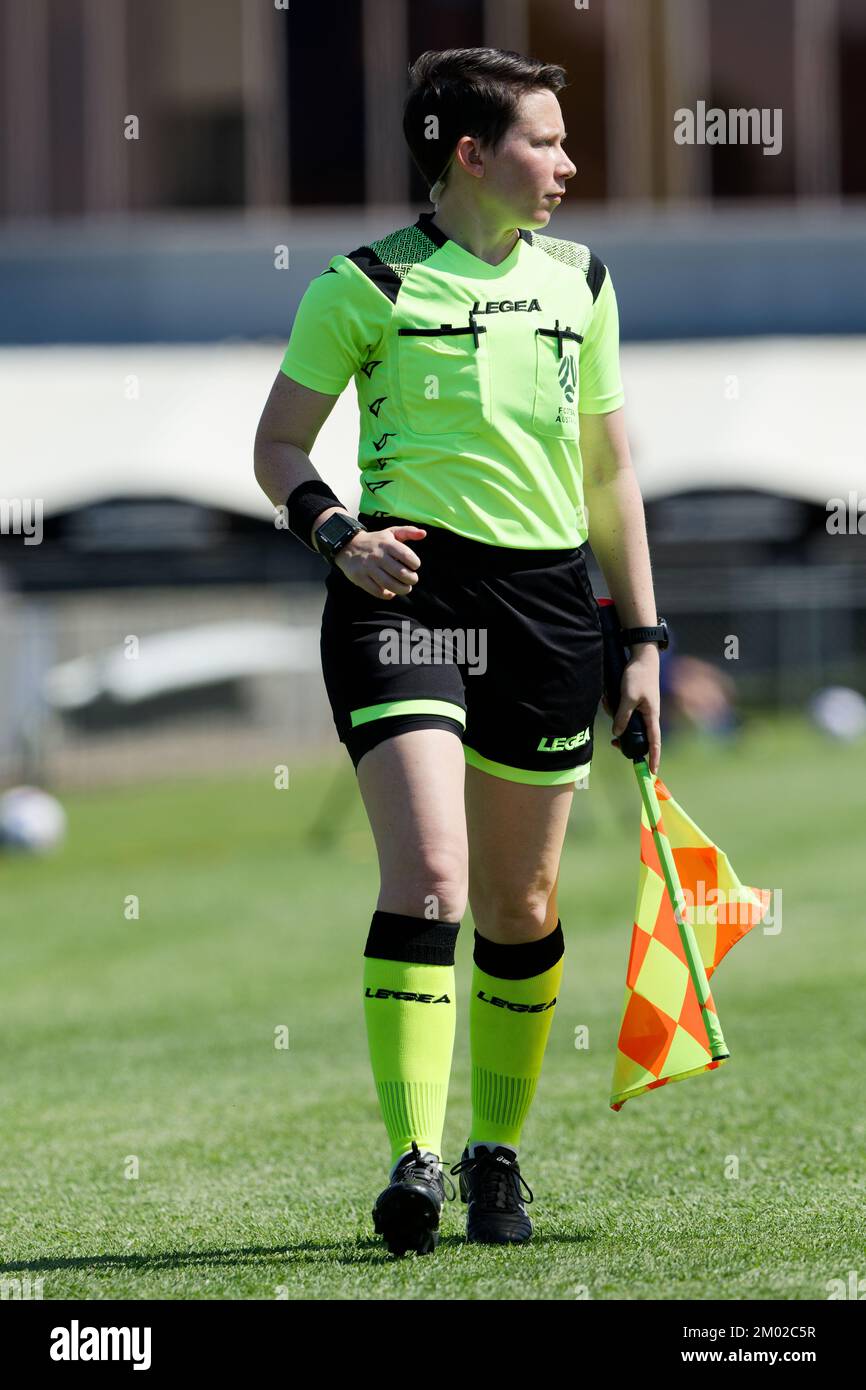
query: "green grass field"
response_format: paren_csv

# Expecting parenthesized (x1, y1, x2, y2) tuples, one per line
(1, 713, 863, 1300)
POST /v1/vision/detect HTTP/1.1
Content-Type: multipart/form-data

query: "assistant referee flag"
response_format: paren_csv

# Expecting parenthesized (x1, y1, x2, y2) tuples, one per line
(610, 774, 772, 1110)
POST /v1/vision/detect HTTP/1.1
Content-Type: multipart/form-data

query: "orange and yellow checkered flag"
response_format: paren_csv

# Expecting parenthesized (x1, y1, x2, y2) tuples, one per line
(610, 770, 772, 1110)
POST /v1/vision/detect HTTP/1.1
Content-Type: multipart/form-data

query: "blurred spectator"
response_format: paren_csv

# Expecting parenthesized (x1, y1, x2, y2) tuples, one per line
(659, 632, 740, 741)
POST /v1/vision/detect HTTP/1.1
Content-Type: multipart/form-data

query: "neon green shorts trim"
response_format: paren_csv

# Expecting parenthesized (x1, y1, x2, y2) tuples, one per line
(350, 698, 467, 729)
(464, 745, 591, 786)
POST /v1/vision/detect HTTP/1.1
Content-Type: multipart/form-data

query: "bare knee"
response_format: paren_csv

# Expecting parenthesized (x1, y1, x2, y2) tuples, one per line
(472, 885, 558, 943)
(378, 846, 468, 923)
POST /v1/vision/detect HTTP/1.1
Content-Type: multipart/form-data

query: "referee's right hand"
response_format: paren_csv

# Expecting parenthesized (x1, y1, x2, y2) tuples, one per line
(335, 524, 426, 600)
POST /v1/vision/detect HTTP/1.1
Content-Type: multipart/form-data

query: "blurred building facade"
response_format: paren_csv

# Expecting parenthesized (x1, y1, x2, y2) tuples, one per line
(1, 0, 864, 787)
(3, 0, 865, 217)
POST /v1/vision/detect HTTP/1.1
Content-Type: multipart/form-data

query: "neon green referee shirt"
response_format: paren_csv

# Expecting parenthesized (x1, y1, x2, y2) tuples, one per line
(280, 210, 625, 550)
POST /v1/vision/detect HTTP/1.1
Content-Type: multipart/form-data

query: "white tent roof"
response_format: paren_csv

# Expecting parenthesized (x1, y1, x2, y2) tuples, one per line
(621, 337, 862, 502)
(1, 339, 861, 519)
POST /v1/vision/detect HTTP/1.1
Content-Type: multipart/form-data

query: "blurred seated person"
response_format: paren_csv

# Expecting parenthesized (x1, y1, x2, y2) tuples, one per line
(659, 630, 739, 739)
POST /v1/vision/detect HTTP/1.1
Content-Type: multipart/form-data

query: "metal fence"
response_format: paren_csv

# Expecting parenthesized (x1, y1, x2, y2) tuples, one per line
(0, 585, 335, 788)
(2, 562, 865, 789)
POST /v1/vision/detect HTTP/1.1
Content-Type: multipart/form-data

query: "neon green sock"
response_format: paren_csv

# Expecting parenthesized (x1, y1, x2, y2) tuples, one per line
(362, 912, 459, 1168)
(468, 921, 564, 1151)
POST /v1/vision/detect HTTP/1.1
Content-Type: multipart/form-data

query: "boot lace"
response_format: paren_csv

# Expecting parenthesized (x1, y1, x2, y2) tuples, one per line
(398, 1140, 457, 1201)
(449, 1149, 535, 1211)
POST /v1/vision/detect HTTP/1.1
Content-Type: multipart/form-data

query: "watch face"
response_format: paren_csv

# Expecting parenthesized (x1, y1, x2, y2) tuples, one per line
(318, 516, 356, 551)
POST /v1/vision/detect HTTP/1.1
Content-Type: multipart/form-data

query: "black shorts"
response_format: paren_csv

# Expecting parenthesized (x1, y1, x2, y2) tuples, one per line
(319, 513, 604, 785)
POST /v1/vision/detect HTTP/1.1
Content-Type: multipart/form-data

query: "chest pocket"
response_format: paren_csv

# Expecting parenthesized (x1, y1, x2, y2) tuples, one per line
(396, 320, 491, 436)
(532, 321, 583, 439)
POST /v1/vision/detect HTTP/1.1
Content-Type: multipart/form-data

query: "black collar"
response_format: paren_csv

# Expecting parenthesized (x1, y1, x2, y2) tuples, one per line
(414, 211, 449, 247)
(415, 211, 532, 249)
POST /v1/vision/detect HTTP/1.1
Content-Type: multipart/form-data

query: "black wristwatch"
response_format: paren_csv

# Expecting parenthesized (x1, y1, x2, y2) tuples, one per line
(314, 512, 366, 564)
(620, 616, 670, 651)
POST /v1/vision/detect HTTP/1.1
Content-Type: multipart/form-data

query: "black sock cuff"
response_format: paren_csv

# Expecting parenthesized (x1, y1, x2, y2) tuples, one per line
(365, 910, 460, 965)
(473, 919, 564, 980)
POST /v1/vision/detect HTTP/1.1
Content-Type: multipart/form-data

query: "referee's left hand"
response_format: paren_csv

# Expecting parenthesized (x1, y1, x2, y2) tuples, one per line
(610, 646, 662, 774)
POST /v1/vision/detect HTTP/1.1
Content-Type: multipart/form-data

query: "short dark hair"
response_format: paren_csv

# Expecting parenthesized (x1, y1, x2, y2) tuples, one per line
(403, 47, 568, 192)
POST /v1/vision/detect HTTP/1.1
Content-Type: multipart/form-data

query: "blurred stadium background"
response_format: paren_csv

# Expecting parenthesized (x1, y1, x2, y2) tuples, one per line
(1, 0, 865, 789)
(2, 0, 866, 1303)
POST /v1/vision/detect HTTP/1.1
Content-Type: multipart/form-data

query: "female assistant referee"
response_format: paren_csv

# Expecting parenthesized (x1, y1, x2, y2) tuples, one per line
(254, 47, 663, 1258)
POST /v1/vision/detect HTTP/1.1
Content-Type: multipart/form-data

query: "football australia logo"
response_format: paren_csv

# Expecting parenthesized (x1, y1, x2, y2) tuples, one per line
(557, 353, 578, 426)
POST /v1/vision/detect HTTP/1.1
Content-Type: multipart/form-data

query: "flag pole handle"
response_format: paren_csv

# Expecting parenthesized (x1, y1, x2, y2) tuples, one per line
(597, 598, 650, 762)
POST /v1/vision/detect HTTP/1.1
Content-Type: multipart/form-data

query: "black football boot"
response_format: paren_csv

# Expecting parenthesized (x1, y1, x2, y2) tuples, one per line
(372, 1140, 457, 1256)
(449, 1143, 534, 1243)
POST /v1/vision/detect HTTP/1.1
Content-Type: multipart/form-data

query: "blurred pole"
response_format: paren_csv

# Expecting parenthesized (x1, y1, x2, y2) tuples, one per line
(604, 0, 654, 201)
(241, 0, 288, 209)
(362, 0, 409, 207)
(83, 0, 129, 213)
(483, 0, 529, 54)
(794, 0, 841, 199)
(661, 0, 711, 201)
(0, 586, 17, 782)
(3, 0, 51, 216)
(9, 600, 56, 785)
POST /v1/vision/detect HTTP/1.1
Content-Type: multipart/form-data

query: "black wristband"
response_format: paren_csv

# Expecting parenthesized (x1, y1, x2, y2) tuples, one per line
(620, 620, 669, 651)
(284, 480, 347, 553)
